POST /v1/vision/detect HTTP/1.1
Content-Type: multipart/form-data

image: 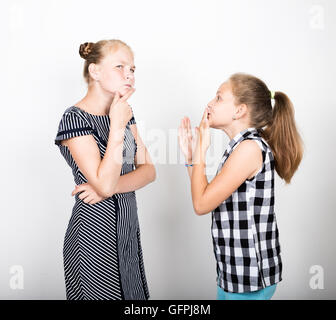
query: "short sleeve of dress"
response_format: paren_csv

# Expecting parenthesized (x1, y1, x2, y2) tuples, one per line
(54, 110, 93, 146)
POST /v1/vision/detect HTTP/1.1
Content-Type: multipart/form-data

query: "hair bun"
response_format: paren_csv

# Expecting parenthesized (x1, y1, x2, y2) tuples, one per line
(79, 42, 94, 59)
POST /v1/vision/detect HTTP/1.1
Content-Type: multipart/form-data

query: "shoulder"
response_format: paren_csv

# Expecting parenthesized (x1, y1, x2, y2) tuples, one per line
(55, 107, 93, 146)
(218, 139, 263, 180)
(232, 139, 263, 158)
(58, 106, 91, 126)
(224, 139, 263, 170)
(63, 106, 85, 117)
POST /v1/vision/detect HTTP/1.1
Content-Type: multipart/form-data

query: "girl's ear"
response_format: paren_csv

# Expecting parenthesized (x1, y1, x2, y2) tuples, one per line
(235, 103, 248, 120)
(88, 63, 100, 81)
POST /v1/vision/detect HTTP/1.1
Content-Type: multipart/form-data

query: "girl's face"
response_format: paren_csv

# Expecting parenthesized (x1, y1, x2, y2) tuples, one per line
(95, 46, 135, 96)
(207, 81, 237, 129)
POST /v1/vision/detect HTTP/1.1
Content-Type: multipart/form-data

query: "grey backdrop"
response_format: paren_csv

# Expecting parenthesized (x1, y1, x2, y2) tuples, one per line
(0, 0, 335, 299)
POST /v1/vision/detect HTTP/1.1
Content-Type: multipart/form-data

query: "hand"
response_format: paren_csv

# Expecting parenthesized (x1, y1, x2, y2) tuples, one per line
(178, 116, 197, 163)
(109, 88, 135, 128)
(193, 108, 211, 163)
(71, 183, 108, 204)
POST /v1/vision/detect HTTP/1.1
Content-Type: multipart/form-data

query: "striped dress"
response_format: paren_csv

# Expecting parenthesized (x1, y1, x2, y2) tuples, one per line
(54, 105, 149, 300)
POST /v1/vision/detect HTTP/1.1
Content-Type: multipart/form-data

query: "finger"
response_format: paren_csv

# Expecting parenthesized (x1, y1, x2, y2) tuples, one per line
(201, 108, 208, 122)
(84, 195, 93, 204)
(84, 195, 94, 204)
(205, 117, 210, 128)
(75, 185, 85, 193)
(90, 198, 99, 204)
(195, 127, 200, 138)
(204, 109, 210, 127)
(187, 117, 191, 130)
(72, 186, 82, 196)
(181, 118, 185, 129)
(79, 191, 89, 200)
(178, 127, 187, 144)
(186, 118, 192, 137)
(112, 91, 120, 105)
(178, 126, 182, 138)
(181, 119, 186, 133)
(120, 87, 135, 102)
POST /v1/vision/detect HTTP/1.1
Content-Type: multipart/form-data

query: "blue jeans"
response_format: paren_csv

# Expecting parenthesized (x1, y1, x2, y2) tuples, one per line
(217, 284, 277, 300)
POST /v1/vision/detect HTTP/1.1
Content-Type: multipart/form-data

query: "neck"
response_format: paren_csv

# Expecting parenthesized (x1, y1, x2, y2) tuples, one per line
(220, 122, 252, 140)
(76, 83, 114, 116)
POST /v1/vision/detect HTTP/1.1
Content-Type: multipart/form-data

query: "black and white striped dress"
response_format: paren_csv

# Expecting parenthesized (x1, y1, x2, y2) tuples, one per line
(54, 105, 149, 300)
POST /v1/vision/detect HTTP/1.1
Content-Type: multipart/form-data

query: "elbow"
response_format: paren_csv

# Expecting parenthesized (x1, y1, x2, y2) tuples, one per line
(99, 189, 112, 198)
(150, 165, 157, 183)
(100, 184, 116, 198)
(136, 163, 156, 184)
(192, 201, 208, 216)
(144, 164, 156, 183)
(194, 208, 207, 216)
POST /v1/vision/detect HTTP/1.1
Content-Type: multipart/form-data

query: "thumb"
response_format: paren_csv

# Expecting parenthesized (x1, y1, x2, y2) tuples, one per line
(112, 91, 120, 105)
(195, 127, 200, 138)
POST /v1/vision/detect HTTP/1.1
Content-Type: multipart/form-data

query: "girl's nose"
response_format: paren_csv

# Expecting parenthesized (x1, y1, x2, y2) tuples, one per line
(208, 99, 215, 108)
(125, 68, 134, 80)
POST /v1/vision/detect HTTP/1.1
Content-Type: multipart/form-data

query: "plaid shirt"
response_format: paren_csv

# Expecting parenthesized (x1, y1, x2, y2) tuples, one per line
(211, 127, 282, 293)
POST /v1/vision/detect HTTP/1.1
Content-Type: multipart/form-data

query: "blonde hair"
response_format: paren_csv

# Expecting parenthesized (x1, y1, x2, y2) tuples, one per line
(79, 39, 133, 84)
(229, 73, 304, 184)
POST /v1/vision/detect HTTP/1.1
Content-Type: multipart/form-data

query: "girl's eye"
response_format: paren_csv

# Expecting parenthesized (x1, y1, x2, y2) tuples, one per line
(217, 96, 220, 101)
(116, 65, 123, 68)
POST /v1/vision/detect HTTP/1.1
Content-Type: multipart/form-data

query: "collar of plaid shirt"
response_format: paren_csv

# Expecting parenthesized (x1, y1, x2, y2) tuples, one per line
(221, 127, 259, 159)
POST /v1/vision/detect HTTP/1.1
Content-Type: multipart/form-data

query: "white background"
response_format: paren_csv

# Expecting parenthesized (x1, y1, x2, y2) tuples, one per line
(0, 0, 335, 299)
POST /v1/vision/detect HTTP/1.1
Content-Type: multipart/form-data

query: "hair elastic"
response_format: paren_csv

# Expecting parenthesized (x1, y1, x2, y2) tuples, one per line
(185, 163, 193, 167)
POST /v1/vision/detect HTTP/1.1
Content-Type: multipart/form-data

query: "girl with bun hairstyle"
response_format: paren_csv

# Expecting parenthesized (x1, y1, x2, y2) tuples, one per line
(54, 40, 155, 300)
(178, 73, 303, 300)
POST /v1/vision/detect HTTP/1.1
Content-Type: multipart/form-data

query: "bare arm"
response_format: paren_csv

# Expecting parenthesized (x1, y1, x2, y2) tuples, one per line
(191, 140, 263, 215)
(64, 90, 134, 198)
(178, 117, 195, 181)
(185, 165, 192, 180)
(111, 123, 156, 194)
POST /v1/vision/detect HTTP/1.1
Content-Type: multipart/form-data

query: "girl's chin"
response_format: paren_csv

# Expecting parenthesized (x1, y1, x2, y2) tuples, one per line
(107, 86, 132, 96)
(118, 87, 132, 97)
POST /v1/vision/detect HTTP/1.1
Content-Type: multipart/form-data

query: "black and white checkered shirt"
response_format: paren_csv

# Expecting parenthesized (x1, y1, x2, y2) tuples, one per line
(211, 127, 282, 293)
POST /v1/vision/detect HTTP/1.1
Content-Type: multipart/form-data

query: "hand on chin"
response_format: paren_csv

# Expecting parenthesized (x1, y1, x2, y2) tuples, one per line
(118, 86, 133, 98)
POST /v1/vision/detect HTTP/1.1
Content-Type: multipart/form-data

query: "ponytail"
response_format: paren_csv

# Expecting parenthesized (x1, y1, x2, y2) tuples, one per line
(229, 73, 304, 184)
(263, 91, 304, 184)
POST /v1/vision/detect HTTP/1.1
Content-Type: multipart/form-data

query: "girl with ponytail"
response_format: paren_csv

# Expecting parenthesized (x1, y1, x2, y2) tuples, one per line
(178, 73, 303, 300)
